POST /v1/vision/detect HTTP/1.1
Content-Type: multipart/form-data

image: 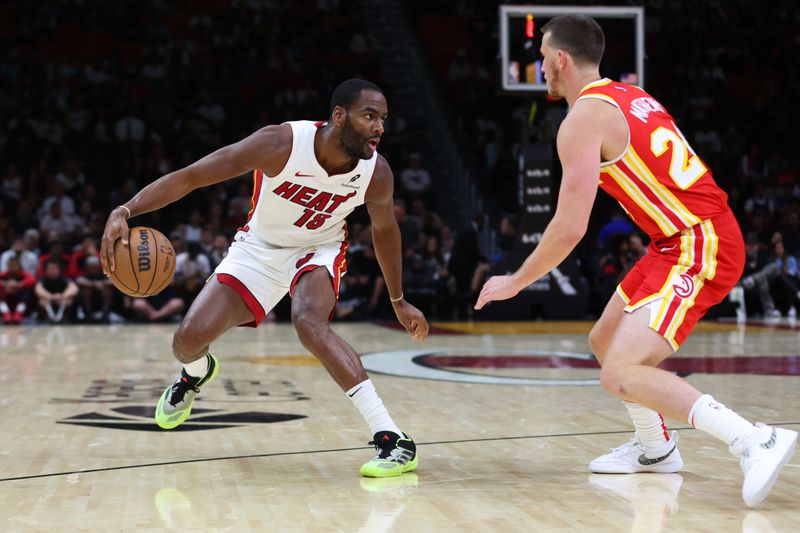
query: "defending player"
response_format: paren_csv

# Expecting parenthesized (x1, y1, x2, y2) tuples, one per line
(100, 79, 428, 478)
(475, 15, 796, 506)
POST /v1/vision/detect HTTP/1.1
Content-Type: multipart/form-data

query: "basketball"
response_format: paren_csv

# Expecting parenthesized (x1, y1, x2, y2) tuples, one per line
(109, 226, 176, 297)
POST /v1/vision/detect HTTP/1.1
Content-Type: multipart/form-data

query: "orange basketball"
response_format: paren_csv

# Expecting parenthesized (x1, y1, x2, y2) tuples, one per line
(109, 226, 176, 297)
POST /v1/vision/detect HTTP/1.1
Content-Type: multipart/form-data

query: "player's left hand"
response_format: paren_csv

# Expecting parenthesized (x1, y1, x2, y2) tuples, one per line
(392, 299, 429, 342)
(474, 275, 522, 310)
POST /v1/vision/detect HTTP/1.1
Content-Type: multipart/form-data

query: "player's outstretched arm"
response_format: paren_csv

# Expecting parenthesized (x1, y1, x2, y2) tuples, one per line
(475, 104, 603, 310)
(365, 156, 429, 341)
(101, 124, 291, 274)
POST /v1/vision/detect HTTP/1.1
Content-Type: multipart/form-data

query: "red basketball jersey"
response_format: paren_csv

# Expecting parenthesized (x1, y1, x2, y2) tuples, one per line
(577, 79, 730, 241)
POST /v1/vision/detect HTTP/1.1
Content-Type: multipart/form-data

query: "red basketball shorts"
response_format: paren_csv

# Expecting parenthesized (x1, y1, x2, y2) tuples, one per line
(617, 210, 745, 350)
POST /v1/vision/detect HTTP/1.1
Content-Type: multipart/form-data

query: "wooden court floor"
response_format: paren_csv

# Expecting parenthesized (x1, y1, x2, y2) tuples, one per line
(1, 320, 798, 532)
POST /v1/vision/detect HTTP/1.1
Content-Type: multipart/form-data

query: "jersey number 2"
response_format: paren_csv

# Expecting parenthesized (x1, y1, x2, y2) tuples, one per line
(650, 126, 708, 190)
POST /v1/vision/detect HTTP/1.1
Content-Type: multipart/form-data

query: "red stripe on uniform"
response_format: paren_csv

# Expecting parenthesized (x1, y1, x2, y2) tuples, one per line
(289, 264, 321, 297)
(659, 223, 707, 339)
(243, 169, 264, 228)
(657, 295, 683, 337)
(693, 223, 705, 275)
(216, 273, 266, 327)
(659, 413, 670, 441)
(327, 225, 350, 322)
(332, 239, 349, 298)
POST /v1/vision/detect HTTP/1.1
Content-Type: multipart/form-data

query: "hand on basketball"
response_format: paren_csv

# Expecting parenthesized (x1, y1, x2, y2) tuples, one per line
(474, 275, 523, 310)
(100, 208, 130, 275)
(392, 299, 429, 342)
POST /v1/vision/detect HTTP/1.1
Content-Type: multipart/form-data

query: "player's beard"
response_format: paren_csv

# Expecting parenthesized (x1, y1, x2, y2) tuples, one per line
(340, 115, 371, 160)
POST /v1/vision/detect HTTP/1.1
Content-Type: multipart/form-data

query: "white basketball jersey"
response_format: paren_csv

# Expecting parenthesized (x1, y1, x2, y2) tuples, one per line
(242, 120, 376, 247)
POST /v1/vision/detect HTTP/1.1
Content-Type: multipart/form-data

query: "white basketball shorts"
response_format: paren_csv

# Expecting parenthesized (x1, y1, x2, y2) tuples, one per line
(213, 230, 348, 326)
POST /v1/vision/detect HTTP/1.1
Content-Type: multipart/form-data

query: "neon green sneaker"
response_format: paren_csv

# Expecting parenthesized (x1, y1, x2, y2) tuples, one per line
(360, 431, 418, 478)
(155, 353, 219, 429)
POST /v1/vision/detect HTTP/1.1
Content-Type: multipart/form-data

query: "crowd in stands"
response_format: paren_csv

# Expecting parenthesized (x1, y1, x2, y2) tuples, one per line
(0, 0, 461, 325)
(1, 0, 797, 325)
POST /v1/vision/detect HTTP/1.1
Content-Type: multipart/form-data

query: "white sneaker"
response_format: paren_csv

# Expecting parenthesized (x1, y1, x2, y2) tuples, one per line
(589, 431, 683, 473)
(731, 423, 798, 507)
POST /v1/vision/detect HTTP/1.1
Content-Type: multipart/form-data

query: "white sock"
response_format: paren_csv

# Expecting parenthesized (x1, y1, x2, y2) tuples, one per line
(347, 379, 402, 436)
(624, 401, 672, 456)
(689, 394, 756, 446)
(183, 354, 210, 378)
(0, 302, 8, 313)
(15, 303, 25, 313)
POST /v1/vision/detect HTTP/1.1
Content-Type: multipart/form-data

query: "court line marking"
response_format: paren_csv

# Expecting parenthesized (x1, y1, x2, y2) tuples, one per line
(2, 422, 798, 483)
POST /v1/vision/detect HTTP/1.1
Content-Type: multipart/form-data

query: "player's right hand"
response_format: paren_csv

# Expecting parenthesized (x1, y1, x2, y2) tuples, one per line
(100, 207, 130, 275)
(392, 299, 430, 342)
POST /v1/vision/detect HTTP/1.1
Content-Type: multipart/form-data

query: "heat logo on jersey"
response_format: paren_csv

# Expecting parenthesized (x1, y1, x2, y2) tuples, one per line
(272, 181, 357, 230)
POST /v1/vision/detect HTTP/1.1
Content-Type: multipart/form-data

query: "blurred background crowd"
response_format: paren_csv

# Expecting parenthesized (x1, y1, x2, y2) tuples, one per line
(0, 0, 797, 325)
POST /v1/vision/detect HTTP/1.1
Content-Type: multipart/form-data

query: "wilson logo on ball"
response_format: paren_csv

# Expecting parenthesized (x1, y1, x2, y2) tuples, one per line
(137, 229, 151, 271)
(109, 226, 176, 297)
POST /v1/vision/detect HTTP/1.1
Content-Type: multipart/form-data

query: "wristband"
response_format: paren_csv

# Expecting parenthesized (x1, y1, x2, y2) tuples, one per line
(390, 293, 404, 303)
(117, 205, 131, 218)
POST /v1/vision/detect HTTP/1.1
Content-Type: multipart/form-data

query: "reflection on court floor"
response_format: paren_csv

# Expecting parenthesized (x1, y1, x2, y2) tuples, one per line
(0, 321, 798, 531)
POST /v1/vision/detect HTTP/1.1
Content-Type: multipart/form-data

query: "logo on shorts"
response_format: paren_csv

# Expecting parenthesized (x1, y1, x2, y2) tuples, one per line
(672, 273, 695, 299)
(295, 251, 315, 269)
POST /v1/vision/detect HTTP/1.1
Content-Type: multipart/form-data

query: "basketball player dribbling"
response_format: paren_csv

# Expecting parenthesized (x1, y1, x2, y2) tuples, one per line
(100, 79, 428, 478)
(475, 15, 797, 506)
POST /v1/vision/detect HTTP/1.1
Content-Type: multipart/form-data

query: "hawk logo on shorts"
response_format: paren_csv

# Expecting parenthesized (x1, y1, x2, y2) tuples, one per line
(672, 273, 695, 299)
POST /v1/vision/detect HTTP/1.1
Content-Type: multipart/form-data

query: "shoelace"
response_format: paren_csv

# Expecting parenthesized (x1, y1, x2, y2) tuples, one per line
(737, 436, 757, 473)
(739, 453, 753, 473)
(368, 438, 413, 462)
(368, 441, 413, 463)
(368, 438, 395, 459)
(610, 438, 643, 457)
(390, 447, 414, 463)
(168, 379, 199, 406)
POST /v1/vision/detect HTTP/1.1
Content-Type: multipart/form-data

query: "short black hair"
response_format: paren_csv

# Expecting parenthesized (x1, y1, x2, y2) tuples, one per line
(541, 15, 605, 67)
(329, 79, 383, 115)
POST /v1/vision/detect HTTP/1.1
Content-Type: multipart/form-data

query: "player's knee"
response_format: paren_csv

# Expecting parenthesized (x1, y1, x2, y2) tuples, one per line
(599, 365, 627, 397)
(172, 322, 210, 363)
(292, 306, 328, 346)
(588, 327, 608, 364)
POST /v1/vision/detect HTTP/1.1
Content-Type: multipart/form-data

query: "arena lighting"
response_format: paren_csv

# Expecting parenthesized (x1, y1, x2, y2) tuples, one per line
(526, 14, 534, 38)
